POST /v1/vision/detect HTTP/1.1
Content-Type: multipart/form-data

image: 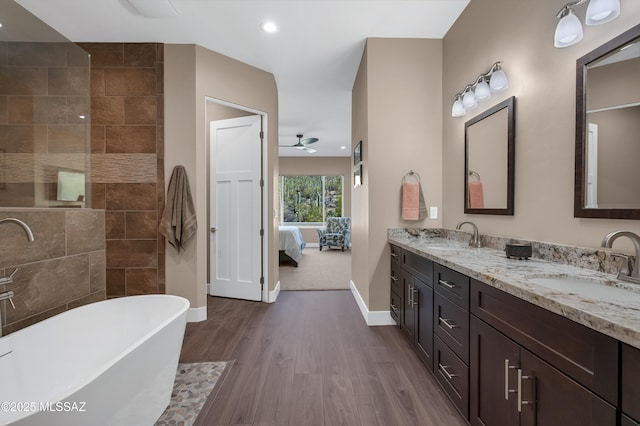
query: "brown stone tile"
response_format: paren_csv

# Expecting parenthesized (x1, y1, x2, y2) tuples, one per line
(91, 68, 105, 96)
(105, 68, 156, 96)
(48, 125, 87, 153)
(2, 304, 66, 335)
(91, 183, 106, 209)
(0, 42, 7, 67)
(106, 183, 157, 210)
(126, 211, 157, 239)
(37, 96, 69, 124)
(91, 96, 124, 124)
(0, 211, 66, 268)
(0, 68, 47, 96)
(66, 210, 105, 255)
(5, 255, 91, 323)
(91, 125, 106, 153)
(0, 124, 37, 152)
(126, 268, 158, 295)
(156, 94, 164, 125)
(124, 43, 157, 67)
(156, 43, 164, 63)
(124, 96, 156, 125)
(105, 211, 125, 239)
(105, 125, 156, 153)
(0, 184, 35, 207)
(7, 96, 34, 124)
(156, 62, 164, 94)
(67, 290, 106, 310)
(107, 239, 158, 268)
(89, 250, 106, 293)
(7, 42, 67, 67)
(156, 126, 164, 157)
(67, 96, 90, 124)
(106, 268, 125, 296)
(0, 96, 7, 124)
(48, 67, 90, 97)
(78, 43, 124, 67)
(158, 252, 165, 290)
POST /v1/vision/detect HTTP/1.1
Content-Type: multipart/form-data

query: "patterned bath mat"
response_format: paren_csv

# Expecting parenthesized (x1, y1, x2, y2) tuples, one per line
(156, 361, 228, 426)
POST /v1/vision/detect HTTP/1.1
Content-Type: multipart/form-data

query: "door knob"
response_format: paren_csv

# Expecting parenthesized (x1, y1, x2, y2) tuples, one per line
(210, 227, 217, 233)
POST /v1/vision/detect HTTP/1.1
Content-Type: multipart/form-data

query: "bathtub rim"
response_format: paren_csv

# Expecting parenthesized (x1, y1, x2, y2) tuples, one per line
(1, 294, 189, 420)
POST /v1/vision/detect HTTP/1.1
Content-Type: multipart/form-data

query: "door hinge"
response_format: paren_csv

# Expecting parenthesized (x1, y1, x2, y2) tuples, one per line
(260, 229, 264, 236)
(260, 179, 264, 187)
(260, 131, 264, 139)
(260, 276, 264, 285)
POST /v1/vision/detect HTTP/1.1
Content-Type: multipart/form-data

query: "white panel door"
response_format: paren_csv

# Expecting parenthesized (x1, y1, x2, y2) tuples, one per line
(209, 115, 262, 301)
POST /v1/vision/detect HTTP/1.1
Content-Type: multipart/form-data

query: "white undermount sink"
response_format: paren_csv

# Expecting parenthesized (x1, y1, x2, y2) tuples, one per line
(527, 275, 640, 302)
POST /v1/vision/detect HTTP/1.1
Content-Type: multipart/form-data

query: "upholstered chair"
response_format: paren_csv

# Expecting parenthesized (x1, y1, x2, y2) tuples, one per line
(317, 217, 351, 251)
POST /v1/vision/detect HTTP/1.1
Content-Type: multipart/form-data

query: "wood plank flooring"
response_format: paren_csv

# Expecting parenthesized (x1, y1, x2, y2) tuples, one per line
(179, 290, 467, 426)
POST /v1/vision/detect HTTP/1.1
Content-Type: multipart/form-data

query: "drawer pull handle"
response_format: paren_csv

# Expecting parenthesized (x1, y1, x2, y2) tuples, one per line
(438, 279, 458, 289)
(408, 285, 414, 306)
(504, 359, 518, 400)
(517, 369, 535, 412)
(412, 287, 418, 306)
(390, 275, 398, 282)
(439, 317, 458, 329)
(390, 252, 399, 258)
(438, 363, 458, 381)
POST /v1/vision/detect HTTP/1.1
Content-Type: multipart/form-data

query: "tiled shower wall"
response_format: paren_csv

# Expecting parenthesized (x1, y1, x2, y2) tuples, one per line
(79, 43, 165, 297)
(0, 209, 105, 335)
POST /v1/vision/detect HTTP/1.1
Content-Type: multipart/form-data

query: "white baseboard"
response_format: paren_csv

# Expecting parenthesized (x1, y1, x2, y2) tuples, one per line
(187, 306, 207, 322)
(267, 281, 280, 303)
(350, 280, 396, 326)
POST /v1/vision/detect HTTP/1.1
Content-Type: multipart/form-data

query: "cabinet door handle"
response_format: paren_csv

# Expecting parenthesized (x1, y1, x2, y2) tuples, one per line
(438, 363, 458, 381)
(390, 275, 398, 282)
(408, 285, 414, 306)
(390, 304, 398, 312)
(517, 369, 535, 412)
(412, 287, 418, 306)
(439, 317, 458, 329)
(438, 279, 458, 289)
(390, 252, 399, 258)
(504, 359, 518, 400)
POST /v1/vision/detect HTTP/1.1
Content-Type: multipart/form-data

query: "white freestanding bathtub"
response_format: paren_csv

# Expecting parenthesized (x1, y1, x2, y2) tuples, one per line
(0, 294, 189, 426)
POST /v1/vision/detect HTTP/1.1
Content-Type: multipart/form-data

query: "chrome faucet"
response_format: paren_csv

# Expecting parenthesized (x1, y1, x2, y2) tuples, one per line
(601, 230, 640, 284)
(456, 221, 480, 248)
(0, 217, 35, 336)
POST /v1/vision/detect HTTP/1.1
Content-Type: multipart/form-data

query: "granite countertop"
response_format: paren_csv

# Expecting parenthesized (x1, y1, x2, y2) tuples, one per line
(388, 232, 640, 350)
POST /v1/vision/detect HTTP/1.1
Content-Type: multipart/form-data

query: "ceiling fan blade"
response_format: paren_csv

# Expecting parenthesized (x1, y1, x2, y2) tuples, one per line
(301, 146, 317, 153)
(301, 137, 319, 145)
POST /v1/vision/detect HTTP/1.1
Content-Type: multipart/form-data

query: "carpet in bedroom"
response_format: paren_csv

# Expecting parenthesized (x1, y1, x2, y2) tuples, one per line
(279, 246, 351, 290)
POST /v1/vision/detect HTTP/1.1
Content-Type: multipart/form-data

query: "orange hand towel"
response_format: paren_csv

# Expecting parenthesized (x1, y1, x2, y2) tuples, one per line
(468, 181, 484, 209)
(402, 181, 420, 220)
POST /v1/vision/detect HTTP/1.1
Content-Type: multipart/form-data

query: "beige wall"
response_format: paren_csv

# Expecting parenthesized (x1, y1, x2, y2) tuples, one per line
(278, 156, 352, 243)
(442, 0, 640, 252)
(164, 44, 279, 312)
(352, 38, 444, 311)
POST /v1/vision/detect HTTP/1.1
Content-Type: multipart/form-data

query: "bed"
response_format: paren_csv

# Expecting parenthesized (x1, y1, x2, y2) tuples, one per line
(279, 226, 306, 267)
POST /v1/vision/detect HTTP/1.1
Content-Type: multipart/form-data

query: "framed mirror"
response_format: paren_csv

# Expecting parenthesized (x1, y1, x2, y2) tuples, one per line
(464, 96, 515, 215)
(575, 24, 640, 219)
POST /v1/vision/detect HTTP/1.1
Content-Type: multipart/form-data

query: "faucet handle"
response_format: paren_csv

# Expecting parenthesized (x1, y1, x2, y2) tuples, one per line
(612, 254, 632, 277)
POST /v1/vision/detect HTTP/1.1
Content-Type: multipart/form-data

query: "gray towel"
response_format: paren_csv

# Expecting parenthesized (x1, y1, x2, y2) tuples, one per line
(418, 183, 428, 220)
(159, 166, 197, 251)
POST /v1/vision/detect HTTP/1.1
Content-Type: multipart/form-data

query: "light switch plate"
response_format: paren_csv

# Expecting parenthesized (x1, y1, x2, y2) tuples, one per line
(429, 206, 438, 219)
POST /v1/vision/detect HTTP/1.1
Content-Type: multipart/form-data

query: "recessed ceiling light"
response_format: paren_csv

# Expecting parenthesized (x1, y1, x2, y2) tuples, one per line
(340, 146, 346, 150)
(261, 21, 279, 34)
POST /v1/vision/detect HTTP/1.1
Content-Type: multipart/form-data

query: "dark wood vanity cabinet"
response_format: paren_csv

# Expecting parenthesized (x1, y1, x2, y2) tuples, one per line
(470, 279, 617, 426)
(390, 245, 434, 371)
(622, 343, 640, 424)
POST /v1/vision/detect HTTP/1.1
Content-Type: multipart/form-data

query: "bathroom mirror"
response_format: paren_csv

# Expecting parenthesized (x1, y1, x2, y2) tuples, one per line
(464, 96, 515, 215)
(575, 23, 640, 219)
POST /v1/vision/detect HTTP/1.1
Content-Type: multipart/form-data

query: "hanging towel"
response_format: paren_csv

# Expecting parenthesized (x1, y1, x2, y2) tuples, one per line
(418, 183, 428, 220)
(159, 165, 197, 251)
(402, 181, 419, 220)
(468, 181, 484, 209)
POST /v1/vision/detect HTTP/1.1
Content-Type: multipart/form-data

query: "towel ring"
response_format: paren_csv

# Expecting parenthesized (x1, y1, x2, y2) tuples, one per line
(403, 170, 421, 183)
(468, 170, 481, 181)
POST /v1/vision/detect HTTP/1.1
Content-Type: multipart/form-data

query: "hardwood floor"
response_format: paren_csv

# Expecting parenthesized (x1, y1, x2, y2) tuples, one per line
(179, 290, 467, 426)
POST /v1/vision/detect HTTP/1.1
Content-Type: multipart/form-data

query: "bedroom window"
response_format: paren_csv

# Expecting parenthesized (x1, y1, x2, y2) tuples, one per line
(279, 175, 343, 225)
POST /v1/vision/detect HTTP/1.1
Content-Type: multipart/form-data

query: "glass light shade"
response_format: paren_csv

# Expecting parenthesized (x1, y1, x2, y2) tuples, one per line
(554, 10, 583, 48)
(585, 0, 620, 25)
(452, 99, 466, 117)
(462, 90, 478, 109)
(474, 80, 491, 101)
(489, 70, 509, 92)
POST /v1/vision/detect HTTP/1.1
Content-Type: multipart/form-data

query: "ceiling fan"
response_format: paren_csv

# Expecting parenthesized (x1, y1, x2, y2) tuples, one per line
(279, 134, 319, 153)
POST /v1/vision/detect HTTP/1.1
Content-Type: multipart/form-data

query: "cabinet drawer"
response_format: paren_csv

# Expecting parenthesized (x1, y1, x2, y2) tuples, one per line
(435, 335, 469, 419)
(623, 414, 640, 426)
(434, 264, 469, 308)
(622, 343, 640, 423)
(403, 250, 433, 285)
(471, 279, 618, 405)
(390, 288, 401, 325)
(434, 292, 469, 364)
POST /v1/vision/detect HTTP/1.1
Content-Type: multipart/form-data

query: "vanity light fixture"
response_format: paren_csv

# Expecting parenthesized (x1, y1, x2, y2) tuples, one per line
(554, 0, 620, 48)
(451, 62, 509, 118)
